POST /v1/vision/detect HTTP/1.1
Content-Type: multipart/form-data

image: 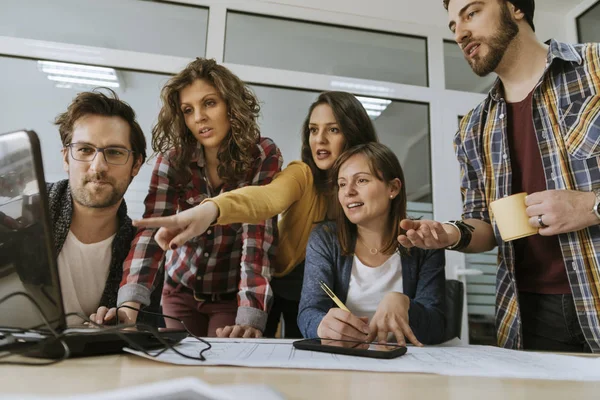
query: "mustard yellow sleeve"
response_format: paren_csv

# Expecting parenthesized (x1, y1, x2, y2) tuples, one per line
(203, 161, 312, 225)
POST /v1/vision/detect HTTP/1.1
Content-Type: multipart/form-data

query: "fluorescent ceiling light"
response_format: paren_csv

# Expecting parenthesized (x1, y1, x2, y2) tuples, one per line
(355, 96, 392, 119)
(41, 67, 117, 81)
(47, 75, 120, 88)
(37, 60, 120, 89)
(330, 80, 394, 94)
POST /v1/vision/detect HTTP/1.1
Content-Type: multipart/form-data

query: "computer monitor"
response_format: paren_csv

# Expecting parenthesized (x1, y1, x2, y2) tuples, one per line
(0, 130, 65, 332)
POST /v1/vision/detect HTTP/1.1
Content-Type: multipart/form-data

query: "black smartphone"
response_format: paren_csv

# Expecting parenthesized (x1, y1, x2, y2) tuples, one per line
(293, 338, 407, 359)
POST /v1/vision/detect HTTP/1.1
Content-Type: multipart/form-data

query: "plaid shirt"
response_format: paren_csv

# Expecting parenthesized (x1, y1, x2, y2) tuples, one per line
(455, 40, 600, 352)
(118, 137, 282, 331)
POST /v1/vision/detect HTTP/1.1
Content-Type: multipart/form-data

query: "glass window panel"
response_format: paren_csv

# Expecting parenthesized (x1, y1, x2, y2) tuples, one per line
(0, 55, 171, 219)
(444, 40, 496, 93)
(0, 55, 432, 218)
(227, 12, 428, 87)
(0, 0, 208, 58)
(577, 2, 600, 43)
(251, 85, 432, 202)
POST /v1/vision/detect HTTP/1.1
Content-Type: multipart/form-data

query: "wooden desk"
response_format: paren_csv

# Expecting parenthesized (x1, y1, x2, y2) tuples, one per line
(1, 353, 600, 399)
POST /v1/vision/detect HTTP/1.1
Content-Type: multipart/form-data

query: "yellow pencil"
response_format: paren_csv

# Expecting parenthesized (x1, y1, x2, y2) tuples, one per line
(319, 280, 350, 312)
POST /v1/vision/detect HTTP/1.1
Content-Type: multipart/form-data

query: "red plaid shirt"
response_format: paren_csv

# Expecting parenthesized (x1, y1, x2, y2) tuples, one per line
(118, 137, 282, 330)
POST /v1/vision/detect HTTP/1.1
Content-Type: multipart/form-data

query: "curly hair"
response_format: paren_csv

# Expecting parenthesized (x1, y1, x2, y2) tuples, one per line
(300, 91, 379, 194)
(152, 58, 261, 184)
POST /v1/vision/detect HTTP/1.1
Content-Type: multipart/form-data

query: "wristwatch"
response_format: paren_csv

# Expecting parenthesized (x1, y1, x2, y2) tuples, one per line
(443, 220, 475, 251)
(592, 188, 600, 220)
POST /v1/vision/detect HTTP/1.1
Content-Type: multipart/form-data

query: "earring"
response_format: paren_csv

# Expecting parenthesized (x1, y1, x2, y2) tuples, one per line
(390, 195, 394, 199)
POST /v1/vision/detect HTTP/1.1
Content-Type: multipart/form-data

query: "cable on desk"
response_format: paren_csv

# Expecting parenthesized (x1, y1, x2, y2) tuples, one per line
(0, 291, 70, 365)
(116, 305, 212, 361)
(0, 293, 212, 364)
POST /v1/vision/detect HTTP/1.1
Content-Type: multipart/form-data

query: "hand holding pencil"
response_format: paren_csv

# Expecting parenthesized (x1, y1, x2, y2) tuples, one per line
(317, 281, 370, 341)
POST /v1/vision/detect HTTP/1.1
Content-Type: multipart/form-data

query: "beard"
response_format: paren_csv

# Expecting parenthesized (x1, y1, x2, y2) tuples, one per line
(465, 4, 519, 77)
(71, 172, 129, 209)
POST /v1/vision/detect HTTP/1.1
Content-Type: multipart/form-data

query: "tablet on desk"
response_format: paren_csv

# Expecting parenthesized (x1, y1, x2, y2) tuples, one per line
(293, 338, 407, 359)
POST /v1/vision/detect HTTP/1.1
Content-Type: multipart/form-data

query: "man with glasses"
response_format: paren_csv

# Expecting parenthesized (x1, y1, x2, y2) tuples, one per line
(48, 88, 147, 325)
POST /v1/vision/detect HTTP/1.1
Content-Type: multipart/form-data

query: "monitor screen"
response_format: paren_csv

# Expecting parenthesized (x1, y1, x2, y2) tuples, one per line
(0, 130, 64, 332)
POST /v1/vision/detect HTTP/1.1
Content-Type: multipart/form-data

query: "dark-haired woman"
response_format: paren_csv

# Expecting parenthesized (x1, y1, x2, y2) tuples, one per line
(118, 58, 283, 338)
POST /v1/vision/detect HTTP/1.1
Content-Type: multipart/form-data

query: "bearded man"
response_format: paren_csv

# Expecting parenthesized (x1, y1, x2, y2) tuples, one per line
(398, 0, 600, 353)
(48, 89, 146, 325)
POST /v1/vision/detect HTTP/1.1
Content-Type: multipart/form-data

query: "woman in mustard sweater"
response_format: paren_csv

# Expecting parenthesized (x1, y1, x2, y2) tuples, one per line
(134, 91, 379, 337)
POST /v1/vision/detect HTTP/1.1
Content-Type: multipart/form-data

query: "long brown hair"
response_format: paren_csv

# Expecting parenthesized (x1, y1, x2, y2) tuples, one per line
(331, 143, 408, 256)
(300, 91, 379, 194)
(152, 58, 261, 184)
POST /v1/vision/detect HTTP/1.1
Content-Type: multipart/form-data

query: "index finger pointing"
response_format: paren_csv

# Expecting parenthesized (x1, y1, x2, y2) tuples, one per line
(133, 216, 180, 229)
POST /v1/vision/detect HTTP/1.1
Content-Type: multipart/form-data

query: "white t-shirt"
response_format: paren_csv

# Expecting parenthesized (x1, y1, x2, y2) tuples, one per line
(345, 252, 403, 322)
(57, 230, 114, 325)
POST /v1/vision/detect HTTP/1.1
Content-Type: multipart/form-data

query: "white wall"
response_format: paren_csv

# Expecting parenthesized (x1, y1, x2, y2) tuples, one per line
(256, 0, 570, 42)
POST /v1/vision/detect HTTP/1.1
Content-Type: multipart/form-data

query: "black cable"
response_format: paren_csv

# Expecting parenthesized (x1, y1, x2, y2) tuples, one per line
(116, 305, 212, 361)
(0, 292, 60, 337)
(37, 307, 211, 361)
(0, 292, 212, 364)
(0, 291, 70, 365)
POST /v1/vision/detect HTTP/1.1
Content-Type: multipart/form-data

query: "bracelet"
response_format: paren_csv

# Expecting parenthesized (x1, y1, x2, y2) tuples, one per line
(443, 220, 475, 251)
(443, 221, 462, 249)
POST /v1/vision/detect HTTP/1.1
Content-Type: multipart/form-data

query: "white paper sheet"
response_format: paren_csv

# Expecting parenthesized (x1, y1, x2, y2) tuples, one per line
(5, 377, 284, 400)
(125, 338, 600, 381)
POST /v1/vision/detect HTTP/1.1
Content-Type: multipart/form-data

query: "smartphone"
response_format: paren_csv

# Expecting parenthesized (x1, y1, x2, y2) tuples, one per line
(293, 338, 407, 359)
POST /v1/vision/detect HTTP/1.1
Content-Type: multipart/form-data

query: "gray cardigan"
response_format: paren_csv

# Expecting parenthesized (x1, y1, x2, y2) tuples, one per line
(298, 222, 446, 344)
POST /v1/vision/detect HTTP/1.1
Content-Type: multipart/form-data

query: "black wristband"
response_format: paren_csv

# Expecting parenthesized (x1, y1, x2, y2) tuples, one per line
(444, 220, 475, 251)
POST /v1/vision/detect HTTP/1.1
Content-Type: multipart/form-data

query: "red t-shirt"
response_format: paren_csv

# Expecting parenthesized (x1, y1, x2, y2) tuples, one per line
(505, 90, 570, 294)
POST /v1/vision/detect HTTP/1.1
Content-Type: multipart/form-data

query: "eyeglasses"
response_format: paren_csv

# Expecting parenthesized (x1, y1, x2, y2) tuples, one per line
(66, 143, 134, 165)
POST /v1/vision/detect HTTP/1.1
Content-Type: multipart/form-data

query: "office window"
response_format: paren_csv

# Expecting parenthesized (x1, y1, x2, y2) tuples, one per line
(444, 40, 495, 93)
(0, 0, 208, 58)
(250, 85, 431, 202)
(226, 12, 429, 87)
(0, 55, 171, 219)
(577, 1, 600, 43)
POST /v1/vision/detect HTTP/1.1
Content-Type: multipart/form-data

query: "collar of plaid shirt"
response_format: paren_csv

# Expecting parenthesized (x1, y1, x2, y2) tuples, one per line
(456, 39, 600, 352)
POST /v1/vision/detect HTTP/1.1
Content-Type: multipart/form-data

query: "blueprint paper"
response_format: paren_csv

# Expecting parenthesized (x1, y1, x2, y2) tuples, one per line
(125, 338, 600, 381)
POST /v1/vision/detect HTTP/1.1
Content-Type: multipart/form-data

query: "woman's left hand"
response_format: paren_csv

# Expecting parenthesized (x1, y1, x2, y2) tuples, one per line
(216, 325, 263, 338)
(367, 292, 423, 347)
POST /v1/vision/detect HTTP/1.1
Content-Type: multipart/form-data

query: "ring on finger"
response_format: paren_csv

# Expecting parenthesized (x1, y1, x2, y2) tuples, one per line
(537, 214, 548, 228)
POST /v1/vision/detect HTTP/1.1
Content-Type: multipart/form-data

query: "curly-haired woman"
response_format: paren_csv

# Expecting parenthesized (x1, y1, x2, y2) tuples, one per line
(115, 58, 283, 338)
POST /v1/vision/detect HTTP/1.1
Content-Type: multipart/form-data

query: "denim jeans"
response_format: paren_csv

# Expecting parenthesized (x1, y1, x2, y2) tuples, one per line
(518, 292, 591, 353)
